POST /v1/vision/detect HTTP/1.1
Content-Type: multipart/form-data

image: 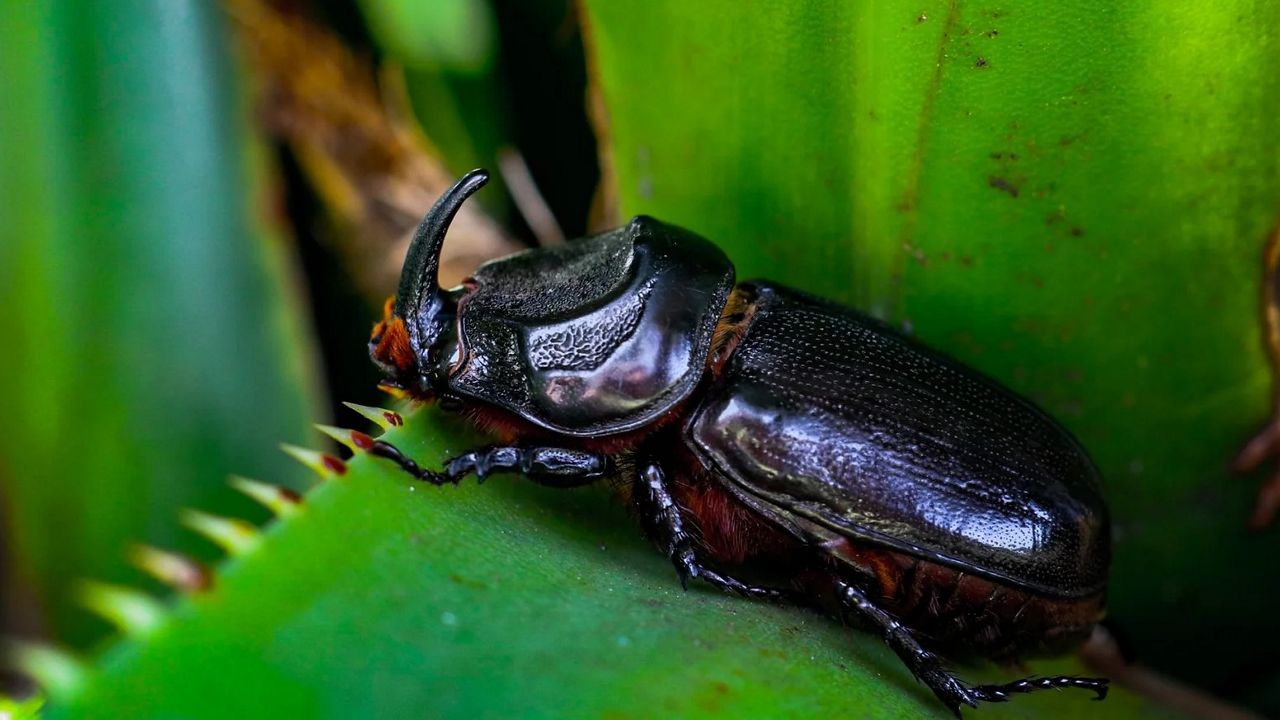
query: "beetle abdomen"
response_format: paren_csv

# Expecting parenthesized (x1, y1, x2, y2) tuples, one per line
(826, 538, 1103, 658)
(658, 443, 1102, 659)
(686, 283, 1110, 599)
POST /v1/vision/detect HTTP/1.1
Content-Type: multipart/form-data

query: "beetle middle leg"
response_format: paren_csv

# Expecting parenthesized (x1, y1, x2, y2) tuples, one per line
(370, 441, 609, 488)
(834, 579, 1107, 716)
(634, 461, 791, 602)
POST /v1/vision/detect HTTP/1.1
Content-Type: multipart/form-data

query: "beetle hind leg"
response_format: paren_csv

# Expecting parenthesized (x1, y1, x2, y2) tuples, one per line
(968, 675, 1108, 703)
(834, 579, 1106, 716)
(635, 461, 793, 602)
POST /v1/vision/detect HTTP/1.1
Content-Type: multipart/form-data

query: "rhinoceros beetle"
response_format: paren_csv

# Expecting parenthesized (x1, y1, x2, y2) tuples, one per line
(367, 170, 1111, 715)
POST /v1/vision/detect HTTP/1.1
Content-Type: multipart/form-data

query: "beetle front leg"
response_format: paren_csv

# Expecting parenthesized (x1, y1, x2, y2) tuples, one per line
(834, 579, 1107, 717)
(636, 461, 791, 602)
(370, 441, 609, 488)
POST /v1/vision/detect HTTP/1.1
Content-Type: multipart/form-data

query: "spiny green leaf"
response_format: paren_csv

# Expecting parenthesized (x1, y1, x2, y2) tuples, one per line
(40, 410, 1172, 719)
(0, 0, 324, 647)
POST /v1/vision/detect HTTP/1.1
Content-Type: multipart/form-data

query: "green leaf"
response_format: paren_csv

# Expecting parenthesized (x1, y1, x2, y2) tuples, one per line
(358, 0, 515, 220)
(0, 693, 44, 720)
(580, 0, 1280, 704)
(41, 410, 1171, 719)
(0, 1, 323, 646)
(358, 0, 496, 70)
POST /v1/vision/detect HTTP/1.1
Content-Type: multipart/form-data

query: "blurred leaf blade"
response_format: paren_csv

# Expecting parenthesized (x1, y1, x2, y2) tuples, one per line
(0, 0, 324, 647)
(357, 0, 496, 70)
(581, 0, 1280, 705)
(356, 0, 515, 220)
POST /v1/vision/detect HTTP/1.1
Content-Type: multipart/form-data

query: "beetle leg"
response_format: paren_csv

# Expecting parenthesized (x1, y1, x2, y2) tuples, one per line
(967, 675, 1108, 704)
(636, 462, 791, 602)
(834, 579, 1106, 716)
(369, 441, 609, 487)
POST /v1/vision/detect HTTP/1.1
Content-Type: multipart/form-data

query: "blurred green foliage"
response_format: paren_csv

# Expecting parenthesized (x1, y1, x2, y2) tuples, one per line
(0, 1, 323, 647)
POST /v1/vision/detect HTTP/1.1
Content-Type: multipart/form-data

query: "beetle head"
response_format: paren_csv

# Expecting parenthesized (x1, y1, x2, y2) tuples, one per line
(369, 169, 488, 398)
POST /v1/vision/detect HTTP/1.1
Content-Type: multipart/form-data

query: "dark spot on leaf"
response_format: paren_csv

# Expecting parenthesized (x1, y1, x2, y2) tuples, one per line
(988, 176, 1019, 197)
(448, 573, 488, 590)
(976, 57, 988, 68)
(987, 29, 1000, 37)
(1070, 226, 1084, 237)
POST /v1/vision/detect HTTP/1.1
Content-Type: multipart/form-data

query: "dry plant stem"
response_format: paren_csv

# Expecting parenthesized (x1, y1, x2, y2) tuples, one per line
(1081, 629, 1265, 720)
(223, 0, 521, 292)
(1233, 222, 1280, 529)
(498, 148, 565, 246)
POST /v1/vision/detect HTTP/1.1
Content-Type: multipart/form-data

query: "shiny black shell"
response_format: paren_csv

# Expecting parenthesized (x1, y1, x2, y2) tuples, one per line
(448, 216, 734, 437)
(687, 284, 1110, 598)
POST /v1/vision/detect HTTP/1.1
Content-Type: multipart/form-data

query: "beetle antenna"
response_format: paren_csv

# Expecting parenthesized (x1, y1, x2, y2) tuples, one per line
(395, 168, 490, 319)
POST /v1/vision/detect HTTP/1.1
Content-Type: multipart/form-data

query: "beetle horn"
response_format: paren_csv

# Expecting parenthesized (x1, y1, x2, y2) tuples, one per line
(394, 168, 490, 320)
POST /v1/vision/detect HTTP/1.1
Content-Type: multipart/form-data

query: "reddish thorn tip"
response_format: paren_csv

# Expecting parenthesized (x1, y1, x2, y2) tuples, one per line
(384, 411, 404, 427)
(321, 454, 348, 475)
(351, 430, 375, 450)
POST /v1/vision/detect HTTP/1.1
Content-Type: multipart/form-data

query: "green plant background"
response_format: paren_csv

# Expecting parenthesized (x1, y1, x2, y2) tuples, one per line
(0, 0, 322, 650)
(1, 0, 1276, 718)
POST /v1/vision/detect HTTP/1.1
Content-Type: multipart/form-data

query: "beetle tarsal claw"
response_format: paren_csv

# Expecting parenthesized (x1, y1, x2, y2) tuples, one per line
(367, 439, 456, 486)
